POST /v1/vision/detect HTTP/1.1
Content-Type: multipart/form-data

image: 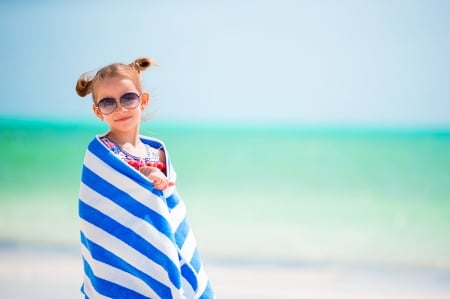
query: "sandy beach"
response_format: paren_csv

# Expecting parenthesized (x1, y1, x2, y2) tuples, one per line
(1, 245, 450, 299)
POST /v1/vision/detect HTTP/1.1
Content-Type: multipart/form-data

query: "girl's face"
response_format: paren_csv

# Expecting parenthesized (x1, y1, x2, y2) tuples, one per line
(92, 77, 149, 133)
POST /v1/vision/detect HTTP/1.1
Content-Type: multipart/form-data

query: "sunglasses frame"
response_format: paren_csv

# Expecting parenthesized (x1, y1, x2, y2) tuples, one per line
(96, 92, 141, 115)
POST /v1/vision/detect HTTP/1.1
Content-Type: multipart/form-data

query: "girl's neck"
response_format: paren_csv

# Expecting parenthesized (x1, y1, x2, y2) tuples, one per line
(106, 130, 141, 147)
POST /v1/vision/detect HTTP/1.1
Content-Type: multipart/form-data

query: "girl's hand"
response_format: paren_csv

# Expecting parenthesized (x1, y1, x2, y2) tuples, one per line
(139, 166, 175, 190)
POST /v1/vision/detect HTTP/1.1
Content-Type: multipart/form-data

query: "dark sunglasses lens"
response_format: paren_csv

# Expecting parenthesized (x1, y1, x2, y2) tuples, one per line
(120, 93, 140, 109)
(98, 98, 117, 114)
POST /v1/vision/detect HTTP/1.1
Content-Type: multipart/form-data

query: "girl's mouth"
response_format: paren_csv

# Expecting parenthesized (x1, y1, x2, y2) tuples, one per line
(115, 115, 132, 122)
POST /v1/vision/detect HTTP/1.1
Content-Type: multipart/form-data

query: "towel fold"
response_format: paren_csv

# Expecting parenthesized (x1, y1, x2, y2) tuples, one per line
(78, 135, 215, 299)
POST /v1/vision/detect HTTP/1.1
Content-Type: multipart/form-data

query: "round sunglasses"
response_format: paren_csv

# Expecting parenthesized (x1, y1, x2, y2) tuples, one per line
(95, 92, 141, 115)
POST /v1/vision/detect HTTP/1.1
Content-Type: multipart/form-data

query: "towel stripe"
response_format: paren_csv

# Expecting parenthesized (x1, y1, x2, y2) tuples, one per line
(166, 193, 181, 210)
(79, 182, 178, 263)
(82, 257, 151, 299)
(81, 272, 110, 299)
(80, 219, 178, 290)
(81, 165, 173, 238)
(81, 233, 171, 298)
(79, 201, 182, 287)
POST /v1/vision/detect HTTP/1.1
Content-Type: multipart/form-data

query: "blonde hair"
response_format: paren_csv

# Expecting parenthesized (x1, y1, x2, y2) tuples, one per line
(75, 57, 155, 101)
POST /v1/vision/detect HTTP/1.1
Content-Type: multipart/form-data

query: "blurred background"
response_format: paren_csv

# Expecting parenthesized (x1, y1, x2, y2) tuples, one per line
(1, 0, 449, 298)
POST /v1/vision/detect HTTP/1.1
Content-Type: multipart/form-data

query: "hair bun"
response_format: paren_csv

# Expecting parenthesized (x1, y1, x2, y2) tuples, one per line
(75, 76, 92, 97)
(129, 57, 157, 72)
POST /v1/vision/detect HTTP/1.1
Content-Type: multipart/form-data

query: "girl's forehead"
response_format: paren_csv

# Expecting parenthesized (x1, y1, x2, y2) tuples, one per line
(94, 77, 138, 97)
(97, 76, 135, 88)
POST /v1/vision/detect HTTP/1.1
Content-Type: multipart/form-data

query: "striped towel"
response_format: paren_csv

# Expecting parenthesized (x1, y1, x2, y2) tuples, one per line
(78, 135, 215, 299)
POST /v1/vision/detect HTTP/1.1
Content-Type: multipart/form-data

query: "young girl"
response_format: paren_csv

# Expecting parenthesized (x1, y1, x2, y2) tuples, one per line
(75, 57, 215, 299)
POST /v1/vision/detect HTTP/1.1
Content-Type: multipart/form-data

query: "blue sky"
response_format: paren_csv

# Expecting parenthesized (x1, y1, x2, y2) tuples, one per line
(0, 0, 449, 127)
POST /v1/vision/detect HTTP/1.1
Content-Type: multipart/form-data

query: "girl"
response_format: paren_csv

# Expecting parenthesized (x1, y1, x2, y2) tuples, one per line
(75, 57, 215, 299)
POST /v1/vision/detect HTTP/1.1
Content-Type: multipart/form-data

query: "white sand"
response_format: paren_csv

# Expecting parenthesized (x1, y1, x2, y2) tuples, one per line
(1, 246, 449, 299)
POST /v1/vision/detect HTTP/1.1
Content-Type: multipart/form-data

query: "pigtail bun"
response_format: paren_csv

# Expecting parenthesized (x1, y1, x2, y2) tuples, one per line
(129, 57, 157, 73)
(75, 75, 93, 97)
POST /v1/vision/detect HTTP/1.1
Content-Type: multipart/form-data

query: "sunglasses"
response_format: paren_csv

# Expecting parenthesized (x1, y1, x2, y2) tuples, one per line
(96, 92, 141, 115)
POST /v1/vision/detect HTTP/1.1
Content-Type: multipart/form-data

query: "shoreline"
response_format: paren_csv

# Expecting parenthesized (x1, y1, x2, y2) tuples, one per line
(1, 245, 450, 299)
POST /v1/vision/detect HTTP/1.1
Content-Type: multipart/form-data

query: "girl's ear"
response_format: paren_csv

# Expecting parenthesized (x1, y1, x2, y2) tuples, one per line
(140, 92, 150, 110)
(92, 105, 103, 121)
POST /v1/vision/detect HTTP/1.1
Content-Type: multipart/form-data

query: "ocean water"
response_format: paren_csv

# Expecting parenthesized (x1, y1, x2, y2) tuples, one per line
(1, 118, 449, 270)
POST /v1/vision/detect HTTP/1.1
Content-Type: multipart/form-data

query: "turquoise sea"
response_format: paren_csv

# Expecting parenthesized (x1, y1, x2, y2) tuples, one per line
(1, 118, 449, 270)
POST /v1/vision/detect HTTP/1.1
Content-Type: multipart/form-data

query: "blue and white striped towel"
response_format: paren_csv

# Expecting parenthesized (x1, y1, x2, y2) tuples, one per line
(78, 135, 215, 299)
